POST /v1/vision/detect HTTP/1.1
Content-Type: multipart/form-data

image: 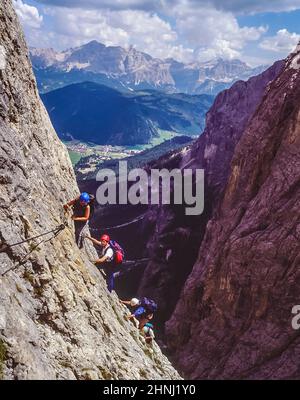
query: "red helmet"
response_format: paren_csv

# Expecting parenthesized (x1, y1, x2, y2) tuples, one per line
(100, 234, 110, 243)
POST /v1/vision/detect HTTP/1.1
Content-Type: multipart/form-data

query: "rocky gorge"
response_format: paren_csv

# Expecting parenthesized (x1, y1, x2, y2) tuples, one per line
(83, 39, 300, 379)
(2, 0, 300, 381)
(0, 0, 180, 380)
(166, 43, 300, 379)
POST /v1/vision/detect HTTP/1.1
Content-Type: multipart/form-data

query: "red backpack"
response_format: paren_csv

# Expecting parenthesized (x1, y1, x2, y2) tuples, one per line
(109, 240, 125, 265)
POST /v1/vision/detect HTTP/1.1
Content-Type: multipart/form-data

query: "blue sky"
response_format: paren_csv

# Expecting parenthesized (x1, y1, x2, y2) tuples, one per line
(237, 10, 300, 64)
(13, 0, 300, 66)
(238, 10, 300, 35)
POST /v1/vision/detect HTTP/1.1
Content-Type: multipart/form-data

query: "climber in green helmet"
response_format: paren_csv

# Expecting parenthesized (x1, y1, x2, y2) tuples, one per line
(142, 322, 155, 344)
(63, 192, 94, 248)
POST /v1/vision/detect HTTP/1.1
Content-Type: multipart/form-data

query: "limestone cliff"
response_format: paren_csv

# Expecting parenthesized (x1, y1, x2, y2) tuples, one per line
(133, 60, 284, 334)
(0, 0, 180, 380)
(166, 44, 300, 379)
(78, 59, 284, 342)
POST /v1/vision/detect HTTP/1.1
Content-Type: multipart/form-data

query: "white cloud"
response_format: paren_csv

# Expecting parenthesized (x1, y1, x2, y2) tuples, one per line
(32, 4, 267, 63)
(170, 3, 267, 61)
(259, 29, 300, 53)
(13, 0, 43, 29)
(35, 0, 300, 14)
(29, 6, 195, 62)
(14, 1, 273, 65)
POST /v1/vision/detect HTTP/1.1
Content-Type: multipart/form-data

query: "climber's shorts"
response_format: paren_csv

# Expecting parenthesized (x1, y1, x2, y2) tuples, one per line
(134, 306, 146, 319)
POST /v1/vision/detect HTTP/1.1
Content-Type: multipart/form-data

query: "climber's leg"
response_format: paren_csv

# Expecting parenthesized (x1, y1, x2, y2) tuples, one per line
(96, 264, 115, 292)
(75, 222, 88, 249)
(106, 268, 115, 292)
(138, 313, 154, 330)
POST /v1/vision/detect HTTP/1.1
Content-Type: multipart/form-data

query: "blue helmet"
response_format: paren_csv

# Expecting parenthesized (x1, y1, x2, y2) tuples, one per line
(79, 192, 90, 204)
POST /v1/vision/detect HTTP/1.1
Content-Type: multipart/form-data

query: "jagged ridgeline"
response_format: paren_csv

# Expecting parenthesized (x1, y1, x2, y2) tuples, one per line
(0, 0, 180, 380)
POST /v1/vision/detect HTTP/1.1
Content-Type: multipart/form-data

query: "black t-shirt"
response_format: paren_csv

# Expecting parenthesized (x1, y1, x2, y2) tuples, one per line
(73, 199, 90, 218)
(73, 199, 90, 228)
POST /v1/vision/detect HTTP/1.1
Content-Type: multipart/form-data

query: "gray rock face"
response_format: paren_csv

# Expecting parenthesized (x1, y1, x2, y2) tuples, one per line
(134, 60, 284, 334)
(0, 0, 180, 380)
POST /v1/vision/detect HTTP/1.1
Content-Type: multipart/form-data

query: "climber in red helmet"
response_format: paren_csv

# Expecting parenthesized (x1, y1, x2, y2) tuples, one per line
(85, 233, 116, 292)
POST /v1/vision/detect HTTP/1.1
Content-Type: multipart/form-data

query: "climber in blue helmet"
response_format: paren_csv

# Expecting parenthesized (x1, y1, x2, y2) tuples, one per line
(63, 192, 94, 248)
(79, 192, 90, 204)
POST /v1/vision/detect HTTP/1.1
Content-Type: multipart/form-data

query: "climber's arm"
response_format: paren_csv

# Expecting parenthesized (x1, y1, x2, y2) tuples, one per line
(63, 198, 76, 211)
(85, 236, 102, 246)
(120, 300, 132, 306)
(94, 254, 109, 265)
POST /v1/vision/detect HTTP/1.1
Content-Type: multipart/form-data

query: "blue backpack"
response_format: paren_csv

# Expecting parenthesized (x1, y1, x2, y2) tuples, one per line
(140, 297, 158, 314)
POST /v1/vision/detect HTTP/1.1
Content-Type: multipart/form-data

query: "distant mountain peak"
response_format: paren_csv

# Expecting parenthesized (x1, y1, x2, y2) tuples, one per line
(30, 41, 268, 96)
(81, 40, 106, 49)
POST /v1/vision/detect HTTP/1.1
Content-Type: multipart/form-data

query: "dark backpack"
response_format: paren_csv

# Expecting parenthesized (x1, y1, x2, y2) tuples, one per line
(109, 240, 125, 265)
(140, 297, 158, 314)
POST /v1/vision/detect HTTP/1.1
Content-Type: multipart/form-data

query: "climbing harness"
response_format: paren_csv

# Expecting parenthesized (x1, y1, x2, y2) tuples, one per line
(0, 224, 66, 277)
